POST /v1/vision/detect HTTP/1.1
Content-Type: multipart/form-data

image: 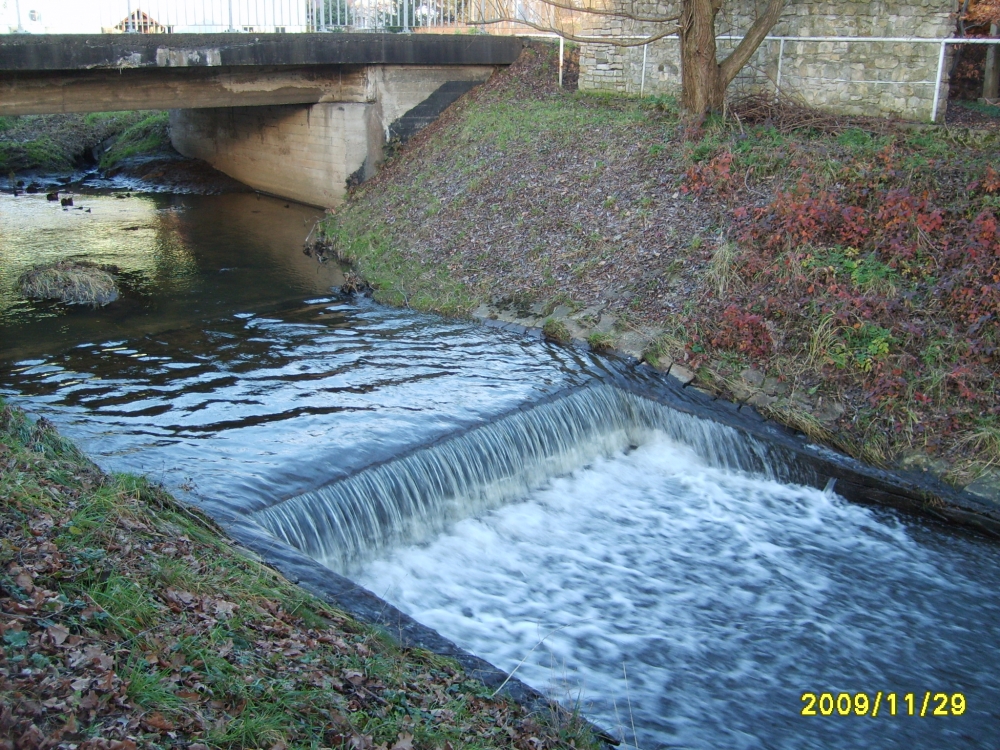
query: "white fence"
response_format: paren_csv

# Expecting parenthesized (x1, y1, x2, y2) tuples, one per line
(0, 0, 512, 34)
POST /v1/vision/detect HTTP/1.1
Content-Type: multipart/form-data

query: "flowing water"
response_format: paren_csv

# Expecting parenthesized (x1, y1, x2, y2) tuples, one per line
(2, 188, 1000, 749)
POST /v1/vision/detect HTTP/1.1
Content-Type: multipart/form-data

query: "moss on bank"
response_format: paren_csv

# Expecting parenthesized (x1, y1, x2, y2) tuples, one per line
(99, 112, 170, 170)
(322, 43, 1000, 489)
(0, 398, 597, 749)
(0, 111, 169, 174)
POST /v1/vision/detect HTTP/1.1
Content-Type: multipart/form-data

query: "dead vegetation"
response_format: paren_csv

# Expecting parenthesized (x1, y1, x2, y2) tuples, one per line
(17, 261, 119, 307)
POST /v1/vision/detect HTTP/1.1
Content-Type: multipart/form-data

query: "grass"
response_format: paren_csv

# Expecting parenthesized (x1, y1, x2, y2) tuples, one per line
(99, 111, 170, 169)
(0, 111, 169, 174)
(18, 260, 119, 306)
(542, 318, 572, 343)
(0, 398, 600, 749)
(587, 332, 615, 352)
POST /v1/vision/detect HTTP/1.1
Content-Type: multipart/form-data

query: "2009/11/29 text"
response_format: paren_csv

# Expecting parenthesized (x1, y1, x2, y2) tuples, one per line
(800, 692, 966, 717)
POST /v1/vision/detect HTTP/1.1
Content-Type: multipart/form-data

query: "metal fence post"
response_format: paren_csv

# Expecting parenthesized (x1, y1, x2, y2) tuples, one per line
(775, 38, 784, 100)
(931, 39, 947, 123)
(640, 42, 647, 96)
(559, 35, 564, 88)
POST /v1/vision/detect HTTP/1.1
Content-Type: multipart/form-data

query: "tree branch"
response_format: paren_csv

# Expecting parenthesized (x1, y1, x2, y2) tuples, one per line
(478, 17, 681, 46)
(718, 0, 784, 86)
(527, 0, 681, 23)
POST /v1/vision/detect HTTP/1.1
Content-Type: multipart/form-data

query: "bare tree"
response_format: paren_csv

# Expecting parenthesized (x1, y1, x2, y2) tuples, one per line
(477, 0, 785, 114)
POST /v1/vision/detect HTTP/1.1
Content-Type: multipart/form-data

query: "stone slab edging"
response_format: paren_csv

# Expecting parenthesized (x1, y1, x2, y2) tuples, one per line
(479, 314, 1000, 537)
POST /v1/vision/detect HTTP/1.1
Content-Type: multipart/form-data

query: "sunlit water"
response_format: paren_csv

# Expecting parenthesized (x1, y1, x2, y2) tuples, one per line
(2, 189, 999, 749)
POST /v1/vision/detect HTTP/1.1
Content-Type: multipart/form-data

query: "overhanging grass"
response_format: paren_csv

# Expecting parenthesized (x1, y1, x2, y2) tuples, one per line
(99, 111, 170, 169)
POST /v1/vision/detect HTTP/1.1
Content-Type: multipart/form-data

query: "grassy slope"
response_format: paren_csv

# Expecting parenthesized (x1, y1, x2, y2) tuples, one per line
(0, 111, 169, 174)
(0, 399, 597, 750)
(323, 44, 1000, 488)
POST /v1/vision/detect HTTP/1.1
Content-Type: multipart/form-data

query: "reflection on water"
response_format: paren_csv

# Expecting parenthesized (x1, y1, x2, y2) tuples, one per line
(0, 191, 339, 360)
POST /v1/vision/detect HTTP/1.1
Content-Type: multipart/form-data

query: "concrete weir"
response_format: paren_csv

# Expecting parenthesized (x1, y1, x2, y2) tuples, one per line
(0, 33, 521, 205)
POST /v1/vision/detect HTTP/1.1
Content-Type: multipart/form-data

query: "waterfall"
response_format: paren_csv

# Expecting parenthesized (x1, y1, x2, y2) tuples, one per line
(252, 383, 778, 572)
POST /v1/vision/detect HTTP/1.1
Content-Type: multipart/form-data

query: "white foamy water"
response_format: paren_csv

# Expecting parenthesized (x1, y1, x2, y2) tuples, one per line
(357, 435, 1000, 749)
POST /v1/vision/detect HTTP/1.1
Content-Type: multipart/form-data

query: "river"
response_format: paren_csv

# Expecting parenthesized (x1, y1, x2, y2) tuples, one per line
(2, 187, 999, 749)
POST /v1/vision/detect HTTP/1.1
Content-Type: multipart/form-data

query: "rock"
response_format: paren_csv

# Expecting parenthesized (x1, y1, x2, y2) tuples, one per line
(60, 196, 73, 206)
(813, 398, 845, 424)
(740, 368, 765, 388)
(593, 314, 616, 334)
(668, 363, 696, 385)
(46, 191, 59, 201)
(748, 392, 778, 408)
(762, 376, 789, 396)
(965, 471, 1000, 505)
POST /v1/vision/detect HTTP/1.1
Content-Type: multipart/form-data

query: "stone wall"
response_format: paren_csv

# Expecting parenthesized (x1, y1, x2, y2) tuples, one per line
(578, 0, 959, 121)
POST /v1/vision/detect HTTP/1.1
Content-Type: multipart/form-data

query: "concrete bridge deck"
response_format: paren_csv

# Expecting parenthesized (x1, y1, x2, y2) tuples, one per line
(0, 33, 524, 205)
(0, 33, 522, 115)
(0, 33, 523, 206)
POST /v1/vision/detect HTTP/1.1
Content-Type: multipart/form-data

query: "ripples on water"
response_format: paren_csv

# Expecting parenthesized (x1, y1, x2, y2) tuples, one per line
(2, 190, 999, 750)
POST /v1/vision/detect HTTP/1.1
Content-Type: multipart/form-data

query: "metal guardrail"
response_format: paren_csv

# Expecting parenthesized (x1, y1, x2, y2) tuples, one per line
(2, 0, 510, 35)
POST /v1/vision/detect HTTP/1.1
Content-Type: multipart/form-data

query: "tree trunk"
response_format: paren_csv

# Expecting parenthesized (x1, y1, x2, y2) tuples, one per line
(680, 0, 726, 114)
(984, 23, 999, 102)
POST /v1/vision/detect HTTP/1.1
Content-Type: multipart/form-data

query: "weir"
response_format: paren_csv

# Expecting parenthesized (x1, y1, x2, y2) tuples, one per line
(252, 383, 777, 572)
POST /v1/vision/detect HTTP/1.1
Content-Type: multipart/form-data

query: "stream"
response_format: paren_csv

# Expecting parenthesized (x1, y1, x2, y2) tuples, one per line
(2, 188, 999, 749)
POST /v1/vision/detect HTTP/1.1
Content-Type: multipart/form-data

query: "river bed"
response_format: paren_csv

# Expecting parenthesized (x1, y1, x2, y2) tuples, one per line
(2, 188, 999, 749)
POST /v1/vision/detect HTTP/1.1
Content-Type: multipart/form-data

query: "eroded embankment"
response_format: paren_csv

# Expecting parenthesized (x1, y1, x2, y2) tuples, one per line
(321, 42, 1000, 506)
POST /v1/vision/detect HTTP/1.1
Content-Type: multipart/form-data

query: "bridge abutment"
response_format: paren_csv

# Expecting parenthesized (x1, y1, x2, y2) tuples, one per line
(169, 64, 492, 206)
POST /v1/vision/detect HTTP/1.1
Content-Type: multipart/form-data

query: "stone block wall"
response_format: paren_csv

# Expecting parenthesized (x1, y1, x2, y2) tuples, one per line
(579, 0, 959, 121)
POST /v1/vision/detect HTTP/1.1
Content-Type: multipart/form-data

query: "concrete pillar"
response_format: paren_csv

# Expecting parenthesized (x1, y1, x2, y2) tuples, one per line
(170, 102, 384, 207)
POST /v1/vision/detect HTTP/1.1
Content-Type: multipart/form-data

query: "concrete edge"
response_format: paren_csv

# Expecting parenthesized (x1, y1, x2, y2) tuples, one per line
(479, 314, 1000, 538)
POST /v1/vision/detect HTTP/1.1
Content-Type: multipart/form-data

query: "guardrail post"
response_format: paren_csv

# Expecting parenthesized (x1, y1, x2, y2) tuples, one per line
(403, 0, 410, 32)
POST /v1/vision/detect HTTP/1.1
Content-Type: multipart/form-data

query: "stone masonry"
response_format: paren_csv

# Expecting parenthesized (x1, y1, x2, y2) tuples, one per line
(578, 0, 959, 121)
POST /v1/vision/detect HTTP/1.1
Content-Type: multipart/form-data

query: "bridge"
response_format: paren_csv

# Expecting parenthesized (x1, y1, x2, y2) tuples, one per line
(0, 32, 523, 205)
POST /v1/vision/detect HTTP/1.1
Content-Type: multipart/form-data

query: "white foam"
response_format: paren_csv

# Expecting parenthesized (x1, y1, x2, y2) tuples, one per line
(357, 434, 1000, 749)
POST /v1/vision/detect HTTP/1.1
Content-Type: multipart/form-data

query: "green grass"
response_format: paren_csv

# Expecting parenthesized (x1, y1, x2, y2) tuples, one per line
(955, 99, 1000, 119)
(99, 111, 170, 169)
(321, 219, 475, 314)
(0, 398, 599, 748)
(587, 331, 615, 352)
(542, 317, 572, 343)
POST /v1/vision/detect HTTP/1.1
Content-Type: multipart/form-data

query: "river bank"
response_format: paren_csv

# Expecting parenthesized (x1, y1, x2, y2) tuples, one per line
(1, 111, 246, 195)
(0, 398, 598, 749)
(321, 42, 1000, 503)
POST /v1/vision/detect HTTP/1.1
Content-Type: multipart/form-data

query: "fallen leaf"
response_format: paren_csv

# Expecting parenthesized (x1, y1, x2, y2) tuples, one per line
(391, 733, 414, 750)
(46, 624, 69, 645)
(143, 712, 174, 731)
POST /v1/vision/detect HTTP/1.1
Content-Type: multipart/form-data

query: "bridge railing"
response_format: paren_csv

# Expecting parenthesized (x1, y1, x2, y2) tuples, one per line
(2, 0, 542, 35)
